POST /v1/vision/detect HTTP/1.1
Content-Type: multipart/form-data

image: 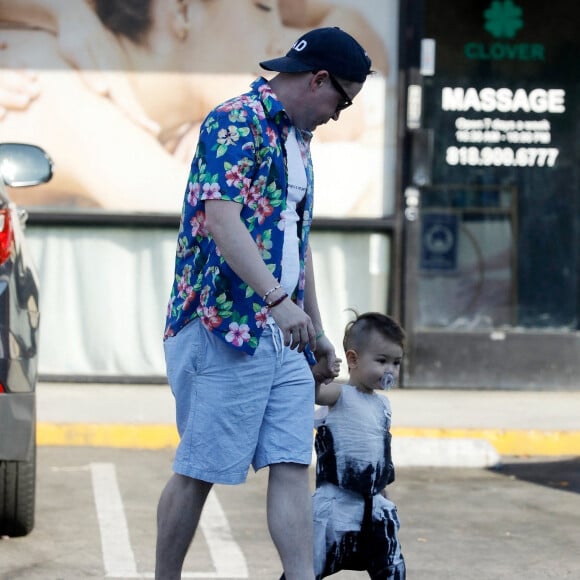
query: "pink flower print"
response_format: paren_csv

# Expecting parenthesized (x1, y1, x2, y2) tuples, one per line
(255, 234, 272, 259)
(225, 322, 251, 347)
(202, 182, 221, 200)
(238, 157, 254, 173)
(187, 182, 201, 206)
(217, 99, 243, 113)
(200, 306, 222, 330)
(259, 83, 274, 98)
(199, 286, 210, 306)
(221, 98, 246, 113)
(255, 197, 274, 225)
(249, 100, 266, 120)
(177, 277, 191, 297)
(239, 178, 251, 202)
(190, 211, 208, 238)
(217, 101, 235, 113)
(242, 180, 261, 206)
(182, 287, 197, 311)
(225, 165, 244, 187)
(217, 125, 240, 147)
(255, 307, 269, 328)
(250, 175, 266, 202)
(265, 126, 277, 147)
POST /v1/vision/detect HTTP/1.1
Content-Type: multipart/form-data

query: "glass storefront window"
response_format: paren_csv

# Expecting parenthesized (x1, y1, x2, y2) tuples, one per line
(418, 0, 580, 332)
(418, 186, 517, 329)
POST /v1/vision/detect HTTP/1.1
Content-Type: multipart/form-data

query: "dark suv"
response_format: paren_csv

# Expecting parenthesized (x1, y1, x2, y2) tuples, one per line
(0, 143, 53, 537)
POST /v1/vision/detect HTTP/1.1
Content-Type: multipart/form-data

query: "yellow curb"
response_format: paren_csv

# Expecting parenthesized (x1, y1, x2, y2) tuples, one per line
(37, 423, 580, 456)
(38, 423, 179, 450)
(393, 427, 580, 456)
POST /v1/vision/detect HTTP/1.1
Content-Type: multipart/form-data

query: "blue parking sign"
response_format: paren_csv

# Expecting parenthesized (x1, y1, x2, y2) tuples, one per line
(420, 213, 458, 270)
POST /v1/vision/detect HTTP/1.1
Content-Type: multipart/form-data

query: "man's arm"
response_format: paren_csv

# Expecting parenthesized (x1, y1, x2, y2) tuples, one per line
(204, 199, 316, 352)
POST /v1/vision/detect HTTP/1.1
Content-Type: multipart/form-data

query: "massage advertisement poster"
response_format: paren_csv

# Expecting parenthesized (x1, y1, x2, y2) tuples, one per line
(0, 0, 395, 218)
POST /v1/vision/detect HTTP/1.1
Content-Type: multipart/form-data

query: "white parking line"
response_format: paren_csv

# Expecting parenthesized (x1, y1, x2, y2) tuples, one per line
(90, 462, 138, 578)
(90, 463, 249, 579)
(197, 486, 249, 578)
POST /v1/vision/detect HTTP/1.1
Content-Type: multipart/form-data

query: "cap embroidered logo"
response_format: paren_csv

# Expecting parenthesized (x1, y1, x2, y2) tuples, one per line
(259, 27, 372, 83)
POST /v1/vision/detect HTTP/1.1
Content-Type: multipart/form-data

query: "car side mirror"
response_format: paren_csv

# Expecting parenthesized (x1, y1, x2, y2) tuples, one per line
(0, 143, 53, 188)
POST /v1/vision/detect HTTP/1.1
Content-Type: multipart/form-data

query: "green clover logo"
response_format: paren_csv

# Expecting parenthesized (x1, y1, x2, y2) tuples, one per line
(484, 0, 523, 39)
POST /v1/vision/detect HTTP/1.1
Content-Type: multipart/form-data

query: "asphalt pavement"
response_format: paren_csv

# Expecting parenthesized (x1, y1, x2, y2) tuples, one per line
(3, 383, 578, 579)
(37, 382, 580, 466)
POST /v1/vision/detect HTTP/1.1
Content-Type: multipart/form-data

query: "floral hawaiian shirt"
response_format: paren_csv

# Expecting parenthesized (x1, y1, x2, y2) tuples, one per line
(164, 77, 314, 355)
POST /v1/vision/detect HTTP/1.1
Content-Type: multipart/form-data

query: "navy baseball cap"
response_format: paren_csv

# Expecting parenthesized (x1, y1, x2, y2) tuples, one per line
(259, 27, 372, 83)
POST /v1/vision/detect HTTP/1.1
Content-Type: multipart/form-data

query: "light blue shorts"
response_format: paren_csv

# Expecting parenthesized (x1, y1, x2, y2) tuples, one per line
(164, 318, 315, 484)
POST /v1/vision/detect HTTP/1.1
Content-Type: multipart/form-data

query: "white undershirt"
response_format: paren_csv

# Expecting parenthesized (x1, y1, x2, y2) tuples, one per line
(280, 127, 307, 297)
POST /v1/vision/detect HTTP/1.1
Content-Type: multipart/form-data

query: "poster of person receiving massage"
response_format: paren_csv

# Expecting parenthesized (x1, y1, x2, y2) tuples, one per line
(0, 0, 397, 218)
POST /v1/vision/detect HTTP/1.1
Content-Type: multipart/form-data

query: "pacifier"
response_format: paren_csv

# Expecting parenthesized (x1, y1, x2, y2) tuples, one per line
(380, 371, 395, 390)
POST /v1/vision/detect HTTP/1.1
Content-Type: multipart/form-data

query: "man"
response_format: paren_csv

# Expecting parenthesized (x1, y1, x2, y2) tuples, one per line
(157, 27, 373, 580)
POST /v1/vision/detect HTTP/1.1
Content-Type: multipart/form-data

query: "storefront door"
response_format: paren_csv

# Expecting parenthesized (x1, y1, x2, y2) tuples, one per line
(399, 0, 579, 388)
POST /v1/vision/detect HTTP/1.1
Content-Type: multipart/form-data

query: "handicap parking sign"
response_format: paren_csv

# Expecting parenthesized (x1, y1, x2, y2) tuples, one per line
(420, 213, 458, 270)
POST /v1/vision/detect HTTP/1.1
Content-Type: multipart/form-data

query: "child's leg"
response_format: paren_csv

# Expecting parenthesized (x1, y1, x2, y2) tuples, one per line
(368, 563, 406, 580)
(318, 530, 368, 578)
(366, 500, 406, 580)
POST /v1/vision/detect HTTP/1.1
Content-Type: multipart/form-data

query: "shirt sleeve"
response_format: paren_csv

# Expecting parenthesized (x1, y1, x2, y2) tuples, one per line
(196, 106, 257, 204)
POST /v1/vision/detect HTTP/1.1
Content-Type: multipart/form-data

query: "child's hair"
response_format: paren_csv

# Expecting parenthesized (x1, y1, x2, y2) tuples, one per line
(342, 310, 406, 353)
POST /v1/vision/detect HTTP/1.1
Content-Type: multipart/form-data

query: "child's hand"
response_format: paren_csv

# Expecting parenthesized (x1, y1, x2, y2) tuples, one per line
(311, 334, 340, 382)
(312, 354, 342, 385)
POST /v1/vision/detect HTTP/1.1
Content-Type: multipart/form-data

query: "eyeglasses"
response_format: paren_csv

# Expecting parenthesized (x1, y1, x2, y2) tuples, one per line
(327, 73, 353, 112)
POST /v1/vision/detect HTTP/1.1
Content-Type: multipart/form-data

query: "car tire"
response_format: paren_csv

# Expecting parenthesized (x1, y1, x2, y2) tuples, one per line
(0, 442, 36, 537)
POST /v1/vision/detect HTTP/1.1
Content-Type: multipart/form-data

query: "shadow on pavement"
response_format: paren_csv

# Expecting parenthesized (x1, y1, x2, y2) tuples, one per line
(490, 456, 580, 494)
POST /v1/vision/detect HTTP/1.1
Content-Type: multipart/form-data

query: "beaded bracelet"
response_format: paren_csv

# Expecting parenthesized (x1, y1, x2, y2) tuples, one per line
(315, 330, 325, 340)
(267, 293, 289, 309)
(262, 284, 282, 302)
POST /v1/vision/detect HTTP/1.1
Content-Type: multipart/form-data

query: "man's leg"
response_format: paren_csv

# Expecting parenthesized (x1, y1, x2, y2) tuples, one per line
(155, 473, 213, 580)
(267, 462, 315, 580)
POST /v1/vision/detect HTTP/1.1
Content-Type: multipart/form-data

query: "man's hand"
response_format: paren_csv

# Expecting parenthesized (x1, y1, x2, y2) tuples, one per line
(312, 335, 339, 384)
(269, 297, 316, 352)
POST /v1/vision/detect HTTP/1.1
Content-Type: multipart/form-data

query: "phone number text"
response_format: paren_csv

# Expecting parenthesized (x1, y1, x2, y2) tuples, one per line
(446, 146, 559, 167)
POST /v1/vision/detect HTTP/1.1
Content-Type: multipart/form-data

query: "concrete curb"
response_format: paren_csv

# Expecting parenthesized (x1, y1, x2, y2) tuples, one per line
(36, 423, 580, 467)
(393, 437, 500, 468)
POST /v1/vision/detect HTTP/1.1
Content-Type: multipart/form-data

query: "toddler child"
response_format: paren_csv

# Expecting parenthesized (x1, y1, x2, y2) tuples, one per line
(310, 311, 407, 579)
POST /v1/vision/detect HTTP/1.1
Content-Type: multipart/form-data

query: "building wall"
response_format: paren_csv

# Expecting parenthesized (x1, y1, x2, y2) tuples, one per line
(1, 1, 402, 380)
